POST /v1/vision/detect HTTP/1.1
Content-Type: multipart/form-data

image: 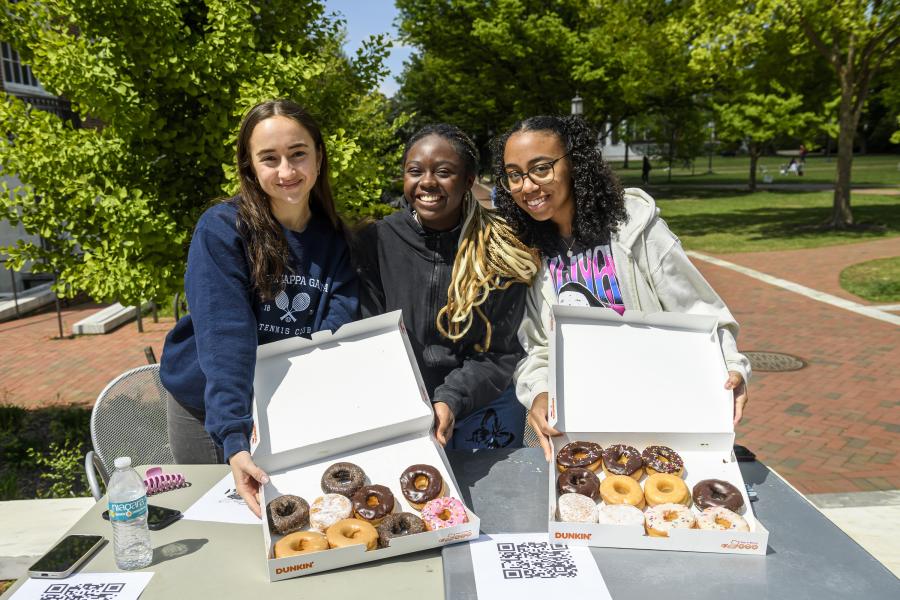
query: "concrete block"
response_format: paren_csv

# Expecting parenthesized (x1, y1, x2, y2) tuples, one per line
(0, 283, 55, 322)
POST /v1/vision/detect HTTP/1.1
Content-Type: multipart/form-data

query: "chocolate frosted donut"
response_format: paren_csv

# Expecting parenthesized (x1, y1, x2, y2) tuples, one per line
(376, 512, 426, 548)
(266, 494, 310, 535)
(556, 467, 600, 500)
(321, 462, 367, 497)
(692, 479, 744, 512)
(352, 484, 396, 523)
(642, 445, 684, 475)
(601, 444, 643, 477)
(400, 464, 444, 506)
(556, 441, 603, 471)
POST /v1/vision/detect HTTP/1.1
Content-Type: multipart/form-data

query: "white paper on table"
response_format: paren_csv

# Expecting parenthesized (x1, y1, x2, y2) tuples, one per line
(9, 572, 153, 600)
(181, 473, 261, 525)
(469, 533, 611, 600)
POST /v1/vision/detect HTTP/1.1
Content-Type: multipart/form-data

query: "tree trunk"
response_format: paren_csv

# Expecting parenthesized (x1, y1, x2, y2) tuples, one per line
(831, 84, 860, 227)
(623, 143, 629, 169)
(748, 146, 758, 192)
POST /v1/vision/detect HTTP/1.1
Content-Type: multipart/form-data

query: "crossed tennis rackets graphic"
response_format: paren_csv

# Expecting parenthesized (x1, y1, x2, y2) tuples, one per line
(275, 290, 311, 322)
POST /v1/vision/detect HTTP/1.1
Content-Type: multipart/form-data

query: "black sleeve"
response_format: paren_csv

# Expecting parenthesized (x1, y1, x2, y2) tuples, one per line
(349, 222, 386, 318)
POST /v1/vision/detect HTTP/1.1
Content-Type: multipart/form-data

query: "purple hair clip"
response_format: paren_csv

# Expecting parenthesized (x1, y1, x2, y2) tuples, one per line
(143, 467, 189, 496)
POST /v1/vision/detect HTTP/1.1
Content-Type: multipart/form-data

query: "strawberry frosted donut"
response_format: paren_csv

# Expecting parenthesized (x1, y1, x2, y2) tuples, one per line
(421, 496, 469, 531)
(644, 503, 695, 537)
(696, 506, 749, 532)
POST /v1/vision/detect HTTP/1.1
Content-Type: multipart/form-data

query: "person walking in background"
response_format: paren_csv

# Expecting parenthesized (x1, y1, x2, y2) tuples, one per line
(642, 155, 652, 184)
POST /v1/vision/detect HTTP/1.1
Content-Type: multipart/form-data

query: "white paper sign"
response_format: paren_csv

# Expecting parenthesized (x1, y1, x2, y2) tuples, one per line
(182, 473, 261, 525)
(469, 533, 611, 599)
(9, 572, 153, 600)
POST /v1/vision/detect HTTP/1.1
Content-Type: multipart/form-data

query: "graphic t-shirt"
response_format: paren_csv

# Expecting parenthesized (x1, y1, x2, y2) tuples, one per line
(549, 241, 626, 314)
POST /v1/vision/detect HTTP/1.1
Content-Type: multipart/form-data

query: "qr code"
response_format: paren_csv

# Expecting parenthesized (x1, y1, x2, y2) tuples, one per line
(497, 541, 577, 579)
(40, 582, 126, 600)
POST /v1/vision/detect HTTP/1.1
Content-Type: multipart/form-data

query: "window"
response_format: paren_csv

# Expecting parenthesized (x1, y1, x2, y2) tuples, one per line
(2, 42, 44, 92)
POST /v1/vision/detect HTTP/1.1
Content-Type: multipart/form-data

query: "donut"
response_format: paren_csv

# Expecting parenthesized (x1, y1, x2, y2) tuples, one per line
(352, 484, 395, 525)
(265, 494, 309, 535)
(596, 504, 644, 526)
(556, 493, 597, 523)
(399, 464, 446, 510)
(601, 444, 644, 480)
(309, 493, 353, 532)
(643, 473, 691, 507)
(376, 512, 426, 548)
(556, 441, 603, 472)
(325, 518, 378, 550)
(641, 445, 684, 477)
(696, 506, 750, 532)
(321, 462, 367, 497)
(599, 474, 645, 509)
(556, 467, 600, 500)
(273, 530, 328, 558)
(421, 496, 468, 531)
(645, 503, 696, 537)
(692, 479, 745, 512)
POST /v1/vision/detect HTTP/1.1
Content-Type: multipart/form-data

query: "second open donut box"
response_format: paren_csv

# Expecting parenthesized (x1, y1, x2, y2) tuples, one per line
(546, 306, 769, 556)
(251, 311, 481, 581)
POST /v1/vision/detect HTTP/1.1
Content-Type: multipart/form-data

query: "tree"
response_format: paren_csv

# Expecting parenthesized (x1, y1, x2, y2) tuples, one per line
(0, 0, 404, 307)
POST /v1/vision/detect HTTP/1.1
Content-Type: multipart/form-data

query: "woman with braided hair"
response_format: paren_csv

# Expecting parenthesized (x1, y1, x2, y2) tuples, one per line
(354, 124, 539, 448)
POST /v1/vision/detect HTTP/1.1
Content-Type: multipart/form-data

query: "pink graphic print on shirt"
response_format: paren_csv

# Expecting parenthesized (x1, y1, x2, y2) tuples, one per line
(549, 244, 625, 314)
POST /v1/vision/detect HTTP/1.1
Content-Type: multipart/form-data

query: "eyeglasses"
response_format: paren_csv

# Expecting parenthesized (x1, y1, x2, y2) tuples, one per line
(500, 154, 569, 192)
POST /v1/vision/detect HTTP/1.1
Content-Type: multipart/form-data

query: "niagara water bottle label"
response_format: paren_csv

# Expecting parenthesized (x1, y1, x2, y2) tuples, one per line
(109, 496, 148, 521)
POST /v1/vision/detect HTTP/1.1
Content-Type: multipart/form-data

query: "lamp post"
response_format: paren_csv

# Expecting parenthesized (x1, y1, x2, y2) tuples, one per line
(571, 93, 583, 117)
(707, 120, 715, 174)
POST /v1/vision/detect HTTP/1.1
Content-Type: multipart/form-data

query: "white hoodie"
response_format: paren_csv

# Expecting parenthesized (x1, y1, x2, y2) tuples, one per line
(515, 187, 751, 409)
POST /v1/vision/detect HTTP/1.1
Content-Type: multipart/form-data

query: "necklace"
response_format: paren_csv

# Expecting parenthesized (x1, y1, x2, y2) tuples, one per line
(561, 236, 576, 258)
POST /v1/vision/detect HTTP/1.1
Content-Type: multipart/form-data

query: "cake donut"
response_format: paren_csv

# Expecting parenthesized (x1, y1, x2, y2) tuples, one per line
(399, 464, 446, 510)
(596, 504, 645, 527)
(273, 530, 329, 558)
(696, 506, 750, 532)
(321, 462, 367, 497)
(599, 474, 645, 509)
(692, 479, 745, 512)
(556, 441, 603, 472)
(644, 503, 696, 537)
(325, 518, 378, 550)
(556, 493, 597, 523)
(351, 484, 395, 525)
(601, 444, 644, 480)
(266, 494, 309, 535)
(643, 473, 691, 507)
(421, 496, 468, 531)
(309, 493, 353, 532)
(376, 512, 426, 548)
(641, 445, 684, 477)
(556, 467, 600, 500)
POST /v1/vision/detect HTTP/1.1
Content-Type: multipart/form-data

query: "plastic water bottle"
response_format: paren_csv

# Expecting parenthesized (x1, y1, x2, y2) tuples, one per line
(108, 456, 153, 569)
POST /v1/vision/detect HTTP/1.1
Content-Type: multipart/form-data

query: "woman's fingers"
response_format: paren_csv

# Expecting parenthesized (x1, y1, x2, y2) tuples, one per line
(726, 371, 749, 426)
(229, 451, 268, 518)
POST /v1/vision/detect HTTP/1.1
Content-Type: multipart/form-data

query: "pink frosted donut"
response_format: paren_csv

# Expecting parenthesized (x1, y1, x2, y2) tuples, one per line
(421, 496, 468, 531)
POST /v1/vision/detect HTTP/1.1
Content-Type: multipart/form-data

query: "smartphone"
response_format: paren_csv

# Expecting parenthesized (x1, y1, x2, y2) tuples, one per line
(28, 534, 105, 578)
(101, 504, 182, 531)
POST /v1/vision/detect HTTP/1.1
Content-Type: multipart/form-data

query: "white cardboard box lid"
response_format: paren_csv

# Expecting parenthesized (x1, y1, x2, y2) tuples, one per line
(550, 306, 733, 435)
(252, 311, 433, 470)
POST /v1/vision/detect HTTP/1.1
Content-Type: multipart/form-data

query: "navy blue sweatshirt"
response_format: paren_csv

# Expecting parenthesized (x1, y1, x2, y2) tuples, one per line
(160, 200, 358, 461)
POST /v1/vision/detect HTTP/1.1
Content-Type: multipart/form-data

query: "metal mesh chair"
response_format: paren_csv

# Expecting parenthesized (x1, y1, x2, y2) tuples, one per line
(84, 364, 175, 499)
(523, 411, 541, 448)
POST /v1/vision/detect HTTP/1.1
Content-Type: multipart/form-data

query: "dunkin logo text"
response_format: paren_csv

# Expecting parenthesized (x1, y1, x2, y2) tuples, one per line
(721, 539, 759, 551)
(276, 562, 314, 575)
(438, 531, 474, 544)
(554, 532, 592, 541)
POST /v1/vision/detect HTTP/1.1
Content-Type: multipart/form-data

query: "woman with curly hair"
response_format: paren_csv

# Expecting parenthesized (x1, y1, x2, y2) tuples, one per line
(354, 123, 539, 449)
(492, 115, 750, 460)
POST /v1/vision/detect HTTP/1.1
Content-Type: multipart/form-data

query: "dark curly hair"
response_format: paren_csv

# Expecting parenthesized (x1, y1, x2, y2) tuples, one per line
(491, 115, 627, 257)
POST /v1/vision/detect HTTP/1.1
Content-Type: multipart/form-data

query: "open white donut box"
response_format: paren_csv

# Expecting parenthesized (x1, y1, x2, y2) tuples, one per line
(546, 306, 768, 555)
(251, 311, 480, 581)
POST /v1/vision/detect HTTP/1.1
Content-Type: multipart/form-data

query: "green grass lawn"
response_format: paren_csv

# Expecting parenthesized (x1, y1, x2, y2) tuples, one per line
(840, 257, 900, 303)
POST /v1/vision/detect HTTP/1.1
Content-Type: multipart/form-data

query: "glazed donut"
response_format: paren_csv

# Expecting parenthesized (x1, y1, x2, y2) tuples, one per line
(273, 530, 329, 558)
(692, 479, 745, 512)
(421, 496, 469, 531)
(556, 441, 603, 472)
(309, 493, 353, 532)
(556, 467, 600, 500)
(325, 518, 378, 550)
(643, 473, 690, 507)
(352, 484, 395, 525)
(599, 474, 645, 509)
(556, 493, 597, 523)
(376, 512, 426, 548)
(266, 494, 309, 535)
(399, 464, 446, 510)
(601, 444, 644, 480)
(696, 506, 750, 532)
(596, 504, 644, 526)
(641, 445, 684, 477)
(321, 462, 367, 497)
(644, 503, 695, 537)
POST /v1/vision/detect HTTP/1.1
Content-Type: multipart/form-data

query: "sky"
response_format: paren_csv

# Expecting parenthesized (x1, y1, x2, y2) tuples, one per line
(323, 0, 414, 97)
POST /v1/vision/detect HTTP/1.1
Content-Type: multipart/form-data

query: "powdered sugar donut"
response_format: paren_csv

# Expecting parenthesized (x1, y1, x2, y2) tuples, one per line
(696, 506, 749, 532)
(597, 503, 644, 526)
(309, 493, 352, 532)
(557, 493, 597, 523)
(644, 503, 695, 537)
(421, 496, 468, 531)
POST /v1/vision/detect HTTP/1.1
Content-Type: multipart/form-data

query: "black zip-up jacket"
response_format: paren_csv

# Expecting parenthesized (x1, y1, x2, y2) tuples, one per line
(352, 207, 527, 419)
